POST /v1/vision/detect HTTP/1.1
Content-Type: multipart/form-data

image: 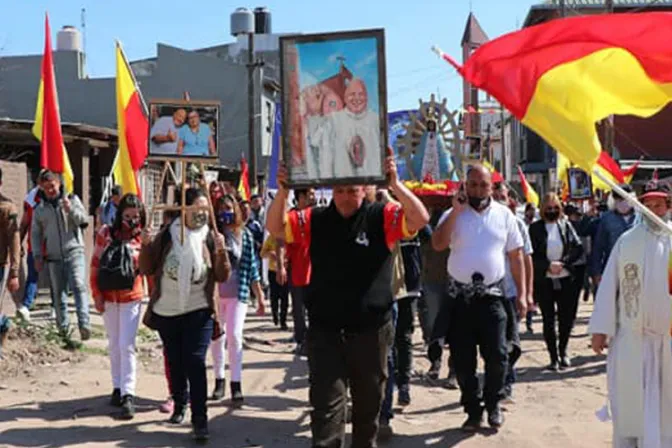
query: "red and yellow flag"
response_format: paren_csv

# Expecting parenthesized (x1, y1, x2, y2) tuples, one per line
(238, 157, 251, 201)
(517, 166, 539, 207)
(113, 42, 148, 197)
(623, 161, 640, 184)
(481, 160, 504, 183)
(438, 13, 672, 173)
(32, 14, 74, 193)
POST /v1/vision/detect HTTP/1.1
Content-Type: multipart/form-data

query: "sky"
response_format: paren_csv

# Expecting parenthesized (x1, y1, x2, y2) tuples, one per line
(1, 0, 540, 112)
(297, 37, 380, 113)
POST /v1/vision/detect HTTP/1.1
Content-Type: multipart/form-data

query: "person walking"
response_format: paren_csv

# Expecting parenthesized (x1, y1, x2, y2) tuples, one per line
(529, 193, 583, 371)
(0, 167, 21, 306)
(139, 187, 229, 442)
(31, 169, 91, 340)
(261, 233, 289, 330)
(431, 164, 526, 431)
(266, 149, 429, 448)
(210, 194, 265, 403)
(90, 194, 146, 419)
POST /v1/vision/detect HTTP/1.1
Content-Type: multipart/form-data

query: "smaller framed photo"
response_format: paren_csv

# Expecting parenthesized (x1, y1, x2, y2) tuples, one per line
(568, 167, 592, 200)
(148, 100, 220, 159)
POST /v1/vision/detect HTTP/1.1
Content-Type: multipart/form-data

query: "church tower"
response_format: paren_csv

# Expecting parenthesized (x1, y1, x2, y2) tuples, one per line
(461, 13, 489, 157)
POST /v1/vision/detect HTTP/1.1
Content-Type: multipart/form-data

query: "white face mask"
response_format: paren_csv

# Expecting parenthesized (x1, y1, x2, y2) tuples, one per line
(615, 200, 633, 215)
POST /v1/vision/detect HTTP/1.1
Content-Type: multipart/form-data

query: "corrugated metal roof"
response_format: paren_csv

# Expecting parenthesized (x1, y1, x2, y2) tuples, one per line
(543, 0, 672, 5)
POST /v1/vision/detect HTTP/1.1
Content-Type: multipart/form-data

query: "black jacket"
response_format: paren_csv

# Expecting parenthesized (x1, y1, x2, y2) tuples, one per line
(528, 218, 583, 290)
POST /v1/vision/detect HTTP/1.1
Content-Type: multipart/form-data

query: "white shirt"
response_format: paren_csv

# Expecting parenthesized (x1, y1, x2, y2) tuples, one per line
(545, 222, 571, 278)
(440, 201, 524, 285)
(504, 215, 533, 298)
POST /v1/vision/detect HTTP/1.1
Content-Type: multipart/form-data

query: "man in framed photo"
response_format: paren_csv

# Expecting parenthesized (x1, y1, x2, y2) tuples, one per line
(177, 109, 216, 157)
(305, 78, 382, 180)
(150, 108, 186, 155)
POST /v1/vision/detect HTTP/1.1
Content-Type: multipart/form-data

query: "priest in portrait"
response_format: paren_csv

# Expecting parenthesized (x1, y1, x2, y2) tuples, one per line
(305, 78, 382, 180)
(589, 181, 672, 448)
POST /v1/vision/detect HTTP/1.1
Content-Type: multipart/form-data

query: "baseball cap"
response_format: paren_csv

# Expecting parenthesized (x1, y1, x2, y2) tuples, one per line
(639, 180, 670, 201)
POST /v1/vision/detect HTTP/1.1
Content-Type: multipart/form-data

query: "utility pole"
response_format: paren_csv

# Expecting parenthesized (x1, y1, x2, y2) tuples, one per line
(559, 0, 566, 18)
(247, 33, 261, 192)
(500, 104, 507, 179)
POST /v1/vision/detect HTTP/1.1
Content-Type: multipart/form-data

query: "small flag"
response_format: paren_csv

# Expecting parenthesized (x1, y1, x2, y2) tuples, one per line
(113, 41, 148, 197)
(238, 157, 251, 201)
(653, 167, 659, 181)
(32, 14, 74, 194)
(517, 166, 540, 207)
(623, 161, 640, 184)
(482, 160, 504, 183)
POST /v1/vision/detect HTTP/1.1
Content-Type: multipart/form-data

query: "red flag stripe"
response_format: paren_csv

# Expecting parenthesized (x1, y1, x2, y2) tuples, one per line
(123, 91, 148, 171)
(596, 151, 625, 183)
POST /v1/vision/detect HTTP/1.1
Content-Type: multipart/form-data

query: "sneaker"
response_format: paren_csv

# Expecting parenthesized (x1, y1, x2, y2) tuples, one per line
(461, 409, 483, 432)
(377, 419, 394, 442)
(559, 356, 572, 369)
(488, 406, 504, 428)
(546, 361, 559, 372)
(120, 395, 135, 420)
(501, 391, 515, 405)
(16, 306, 30, 322)
(168, 404, 186, 424)
(79, 327, 91, 341)
(427, 360, 441, 381)
(445, 372, 459, 390)
(210, 378, 225, 401)
(110, 388, 122, 407)
(193, 422, 209, 443)
(159, 397, 174, 414)
(231, 381, 244, 406)
(397, 385, 411, 407)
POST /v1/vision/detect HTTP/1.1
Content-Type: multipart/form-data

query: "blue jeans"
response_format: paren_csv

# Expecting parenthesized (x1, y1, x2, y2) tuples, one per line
(22, 251, 39, 309)
(47, 251, 90, 332)
(156, 308, 213, 426)
(380, 302, 398, 423)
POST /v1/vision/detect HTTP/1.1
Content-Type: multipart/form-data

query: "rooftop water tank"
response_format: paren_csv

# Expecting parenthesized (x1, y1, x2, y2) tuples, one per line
(56, 25, 82, 52)
(254, 7, 271, 34)
(231, 7, 254, 36)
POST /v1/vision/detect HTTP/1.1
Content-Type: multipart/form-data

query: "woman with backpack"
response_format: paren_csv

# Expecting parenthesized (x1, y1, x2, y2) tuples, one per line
(139, 187, 229, 442)
(90, 193, 146, 420)
(209, 194, 265, 404)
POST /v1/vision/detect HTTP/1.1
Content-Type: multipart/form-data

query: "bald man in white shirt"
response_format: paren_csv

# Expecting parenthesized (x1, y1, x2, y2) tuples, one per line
(432, 164, 526, 432)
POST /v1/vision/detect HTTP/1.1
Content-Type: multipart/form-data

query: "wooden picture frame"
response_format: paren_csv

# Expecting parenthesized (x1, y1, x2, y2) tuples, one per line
(280, 29, 388, 188)
(568, 167, 592, 200)
(147, 99, 220, 160)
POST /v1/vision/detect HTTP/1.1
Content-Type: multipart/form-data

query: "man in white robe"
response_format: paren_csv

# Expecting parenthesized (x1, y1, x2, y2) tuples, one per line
(307, 78, 382, 180)
(589, 181, 672, 448)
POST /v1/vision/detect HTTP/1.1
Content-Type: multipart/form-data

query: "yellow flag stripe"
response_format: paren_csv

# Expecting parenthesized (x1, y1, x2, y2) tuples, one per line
(32, 80, 45, 139)
(523, 47, 672, 173)
(113, 45, 139, 195)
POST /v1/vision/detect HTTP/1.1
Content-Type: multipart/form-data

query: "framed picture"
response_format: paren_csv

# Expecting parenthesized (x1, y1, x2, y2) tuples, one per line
(148, 100, 220, 159)
(280, 29, 388, 187)
(568, 167, 592, 199)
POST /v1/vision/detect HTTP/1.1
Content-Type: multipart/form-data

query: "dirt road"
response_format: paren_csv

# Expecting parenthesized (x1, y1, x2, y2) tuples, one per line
(0, 299, 612, 447)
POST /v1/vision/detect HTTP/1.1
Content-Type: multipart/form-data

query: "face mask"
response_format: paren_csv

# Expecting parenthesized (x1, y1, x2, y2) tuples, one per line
(467, 195, 489, 211)
(190, 211, 207, 229)
(122, 218, 141, 231)
(218, 211, 235, 226)
(615, 200, 633, 215)
(545, 210, 560, 221)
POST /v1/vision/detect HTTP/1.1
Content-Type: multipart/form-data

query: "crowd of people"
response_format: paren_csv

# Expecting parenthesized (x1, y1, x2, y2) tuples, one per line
(0, 154, 670, 447)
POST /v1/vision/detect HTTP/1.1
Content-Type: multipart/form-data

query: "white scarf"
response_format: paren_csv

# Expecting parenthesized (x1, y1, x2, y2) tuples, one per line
(169, 219, 209, 303)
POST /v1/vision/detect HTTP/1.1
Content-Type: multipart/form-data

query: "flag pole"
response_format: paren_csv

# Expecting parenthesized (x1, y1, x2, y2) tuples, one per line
(592, 167, 672, 235)
(115, 40, 149, 116)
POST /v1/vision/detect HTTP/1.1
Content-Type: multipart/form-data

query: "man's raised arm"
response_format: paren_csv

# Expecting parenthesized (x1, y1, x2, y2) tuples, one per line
(266, 165, 290, 240)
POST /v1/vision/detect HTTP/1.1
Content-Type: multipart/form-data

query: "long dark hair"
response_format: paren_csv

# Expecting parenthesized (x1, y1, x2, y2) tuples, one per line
(111, 194, 146, 235)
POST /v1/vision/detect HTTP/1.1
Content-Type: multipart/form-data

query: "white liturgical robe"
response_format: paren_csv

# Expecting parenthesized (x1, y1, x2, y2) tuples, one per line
(589, 222, 672, 448)
(307, 109, 381, 180)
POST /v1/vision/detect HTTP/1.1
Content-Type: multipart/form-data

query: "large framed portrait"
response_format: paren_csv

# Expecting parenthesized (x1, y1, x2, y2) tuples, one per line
(148, 100, 219, 159)
(280, 29, 388, 187)
(568, 167, 592, 199)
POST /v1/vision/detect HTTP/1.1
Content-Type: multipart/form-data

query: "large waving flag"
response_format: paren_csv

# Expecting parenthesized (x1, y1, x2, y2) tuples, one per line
(32, 14, 74, 194)
(434, 13, 672, 173)
(113, 42, 148, 196)
(517, 166, 539, 207)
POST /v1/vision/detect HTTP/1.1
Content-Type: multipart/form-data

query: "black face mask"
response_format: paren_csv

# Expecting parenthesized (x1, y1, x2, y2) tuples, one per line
(545, 211, 560, 221)
(468, 195, 490, 211)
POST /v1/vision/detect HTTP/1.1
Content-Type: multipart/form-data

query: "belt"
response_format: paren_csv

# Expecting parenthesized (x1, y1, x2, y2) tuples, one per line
(447, 277, 504, 299)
